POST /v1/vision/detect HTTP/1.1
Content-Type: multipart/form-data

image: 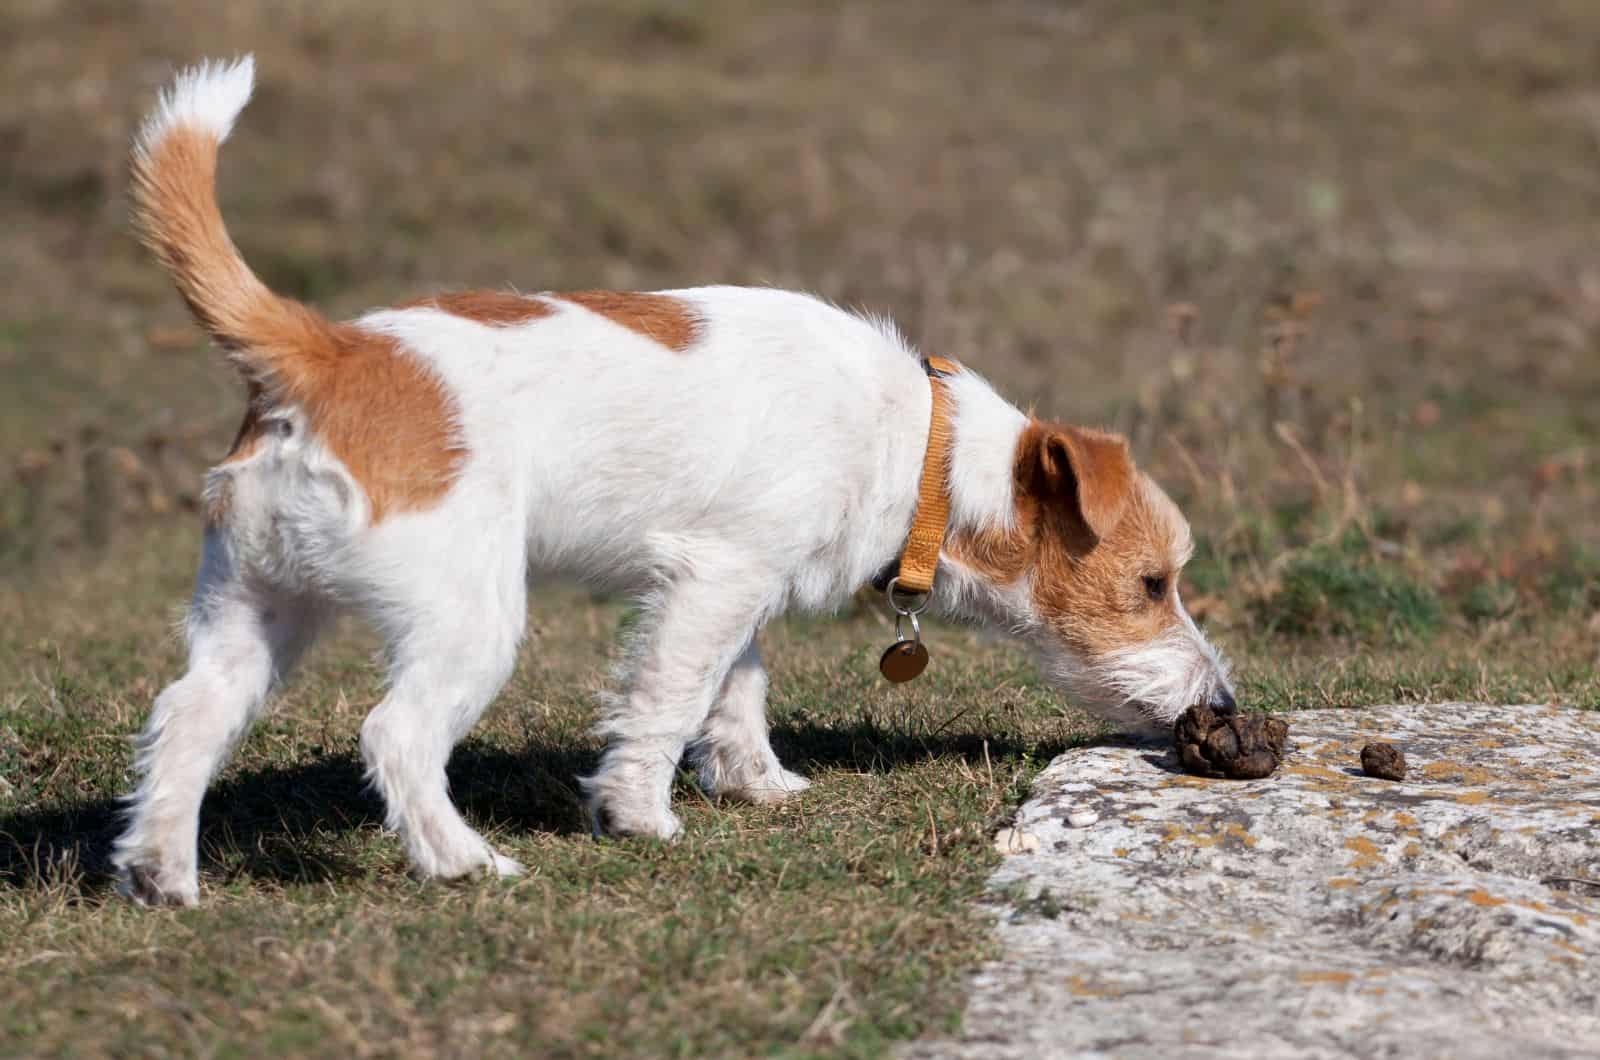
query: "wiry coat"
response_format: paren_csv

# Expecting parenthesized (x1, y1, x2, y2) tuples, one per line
(113, 58, 1233, 906)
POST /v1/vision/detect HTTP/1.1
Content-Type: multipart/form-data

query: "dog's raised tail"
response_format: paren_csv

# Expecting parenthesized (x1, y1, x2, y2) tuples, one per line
(131, 56, 334, 386)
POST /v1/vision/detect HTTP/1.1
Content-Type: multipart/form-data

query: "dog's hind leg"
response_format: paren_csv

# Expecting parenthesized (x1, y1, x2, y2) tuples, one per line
(689, 640, 810, 804)
(113, 531, 325, 906)
(582, 564, 777, 839)
(358, 548, 527, 881)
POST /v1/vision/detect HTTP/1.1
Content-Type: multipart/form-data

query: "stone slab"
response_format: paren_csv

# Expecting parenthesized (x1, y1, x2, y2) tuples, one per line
(905, 704, 1600, 1060)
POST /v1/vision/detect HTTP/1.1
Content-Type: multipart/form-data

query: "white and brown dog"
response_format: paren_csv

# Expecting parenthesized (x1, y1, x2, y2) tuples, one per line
(112, 58, 1234, 905)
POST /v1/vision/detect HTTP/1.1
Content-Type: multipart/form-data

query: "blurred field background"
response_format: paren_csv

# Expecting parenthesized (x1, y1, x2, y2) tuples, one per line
(2, 1, 1597, 1056)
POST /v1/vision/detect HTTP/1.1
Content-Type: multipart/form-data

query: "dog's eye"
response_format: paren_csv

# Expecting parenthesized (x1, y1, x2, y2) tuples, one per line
(274, 419, 293, 438)
(1142, 575, 1167, 602)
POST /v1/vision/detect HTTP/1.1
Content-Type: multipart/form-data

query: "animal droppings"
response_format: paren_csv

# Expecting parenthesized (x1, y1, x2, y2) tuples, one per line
(1360, 742, 1407, 781)
(1174, 705, 1289, 780)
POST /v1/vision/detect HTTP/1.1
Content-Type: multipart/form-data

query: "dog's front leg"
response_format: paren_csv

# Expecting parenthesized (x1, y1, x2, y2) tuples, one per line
(582, 566, 775, 838)
(689, 639, 810, 804)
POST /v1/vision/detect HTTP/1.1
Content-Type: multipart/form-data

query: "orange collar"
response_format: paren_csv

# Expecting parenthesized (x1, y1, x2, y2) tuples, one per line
(887, 356, 960, 597)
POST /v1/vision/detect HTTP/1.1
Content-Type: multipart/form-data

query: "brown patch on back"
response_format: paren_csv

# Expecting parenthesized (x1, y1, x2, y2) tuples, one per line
(946, 420, 1190, 658)
(556, 290, 703, 351)
(290, 325, 467, 522)
(396, 291, 553, 326)
(392, 289, 702, 351)
(215, 320, 467, 524)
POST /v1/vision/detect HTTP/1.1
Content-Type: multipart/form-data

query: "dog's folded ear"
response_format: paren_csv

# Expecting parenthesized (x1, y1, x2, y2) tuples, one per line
(1016, 422, 1134, 544)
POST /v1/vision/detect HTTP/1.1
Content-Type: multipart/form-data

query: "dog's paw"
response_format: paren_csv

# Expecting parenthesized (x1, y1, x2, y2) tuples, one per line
(418, 837, 525, 883)
(590, 801, 683, 841)
(721, 768, 812, 805)
(117, 863, 200, 908)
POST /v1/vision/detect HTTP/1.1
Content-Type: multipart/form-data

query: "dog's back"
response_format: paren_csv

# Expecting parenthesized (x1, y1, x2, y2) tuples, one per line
(134, 59, 931, 610)
(363, 286, 931, 602)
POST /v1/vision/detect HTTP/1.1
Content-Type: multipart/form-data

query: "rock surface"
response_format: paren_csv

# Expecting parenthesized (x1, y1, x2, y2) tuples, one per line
(904, 704, 1600, 1060)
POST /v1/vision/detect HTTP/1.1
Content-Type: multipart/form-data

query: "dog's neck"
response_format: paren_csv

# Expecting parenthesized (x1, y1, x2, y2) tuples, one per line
(929, 369, 1030, 618)
(942, 371, 1028, 535)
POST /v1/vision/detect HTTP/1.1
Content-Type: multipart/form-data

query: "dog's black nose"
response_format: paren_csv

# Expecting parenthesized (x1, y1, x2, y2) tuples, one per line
(1213, 687, 1239, 715)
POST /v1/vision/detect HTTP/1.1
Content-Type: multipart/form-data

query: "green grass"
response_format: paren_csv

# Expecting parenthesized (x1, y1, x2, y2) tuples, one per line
(1260, 539, 1443, 638)
(3, 0, 1600, 1056)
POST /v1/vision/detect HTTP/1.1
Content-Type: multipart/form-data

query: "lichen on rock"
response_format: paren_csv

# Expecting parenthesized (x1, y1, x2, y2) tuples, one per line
(904, 704, 1600, 1060)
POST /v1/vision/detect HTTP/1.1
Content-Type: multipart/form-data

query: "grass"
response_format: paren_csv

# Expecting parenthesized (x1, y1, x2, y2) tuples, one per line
(1257, 533, 1444, 638)
(1, 539, 1083, 1057)
(3, 1, 1599, 1056)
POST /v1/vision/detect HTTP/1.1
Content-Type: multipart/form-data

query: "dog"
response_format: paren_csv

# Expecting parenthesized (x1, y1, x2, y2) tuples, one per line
(111, 57, 1235, 906)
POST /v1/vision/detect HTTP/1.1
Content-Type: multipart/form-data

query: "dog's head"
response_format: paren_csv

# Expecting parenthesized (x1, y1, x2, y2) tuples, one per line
(949, 421, 1234, 732)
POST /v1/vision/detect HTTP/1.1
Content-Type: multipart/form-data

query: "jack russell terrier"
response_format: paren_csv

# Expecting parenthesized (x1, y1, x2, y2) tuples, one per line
(113, 57, 1234, 906)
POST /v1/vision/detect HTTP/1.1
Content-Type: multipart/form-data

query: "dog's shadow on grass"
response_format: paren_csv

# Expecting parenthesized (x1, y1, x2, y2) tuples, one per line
(0, 741, 598, 896)
(772, 718, 1073, 779)
(0, 719, 1070, 895)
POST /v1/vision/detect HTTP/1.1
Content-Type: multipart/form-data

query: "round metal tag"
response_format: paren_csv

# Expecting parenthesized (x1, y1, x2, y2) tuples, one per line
(879, 640, 929, 683)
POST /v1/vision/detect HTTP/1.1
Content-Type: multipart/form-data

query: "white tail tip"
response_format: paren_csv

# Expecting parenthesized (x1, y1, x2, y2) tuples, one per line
(139, 55, 256, 149)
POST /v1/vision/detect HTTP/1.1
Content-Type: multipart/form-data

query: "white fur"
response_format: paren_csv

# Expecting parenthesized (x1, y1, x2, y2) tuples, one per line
(137, 56, 255, 150)
(113, 60, 1235, 905)
(1042, 602, 1233, 734)
(942, 370, 1028, 535)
